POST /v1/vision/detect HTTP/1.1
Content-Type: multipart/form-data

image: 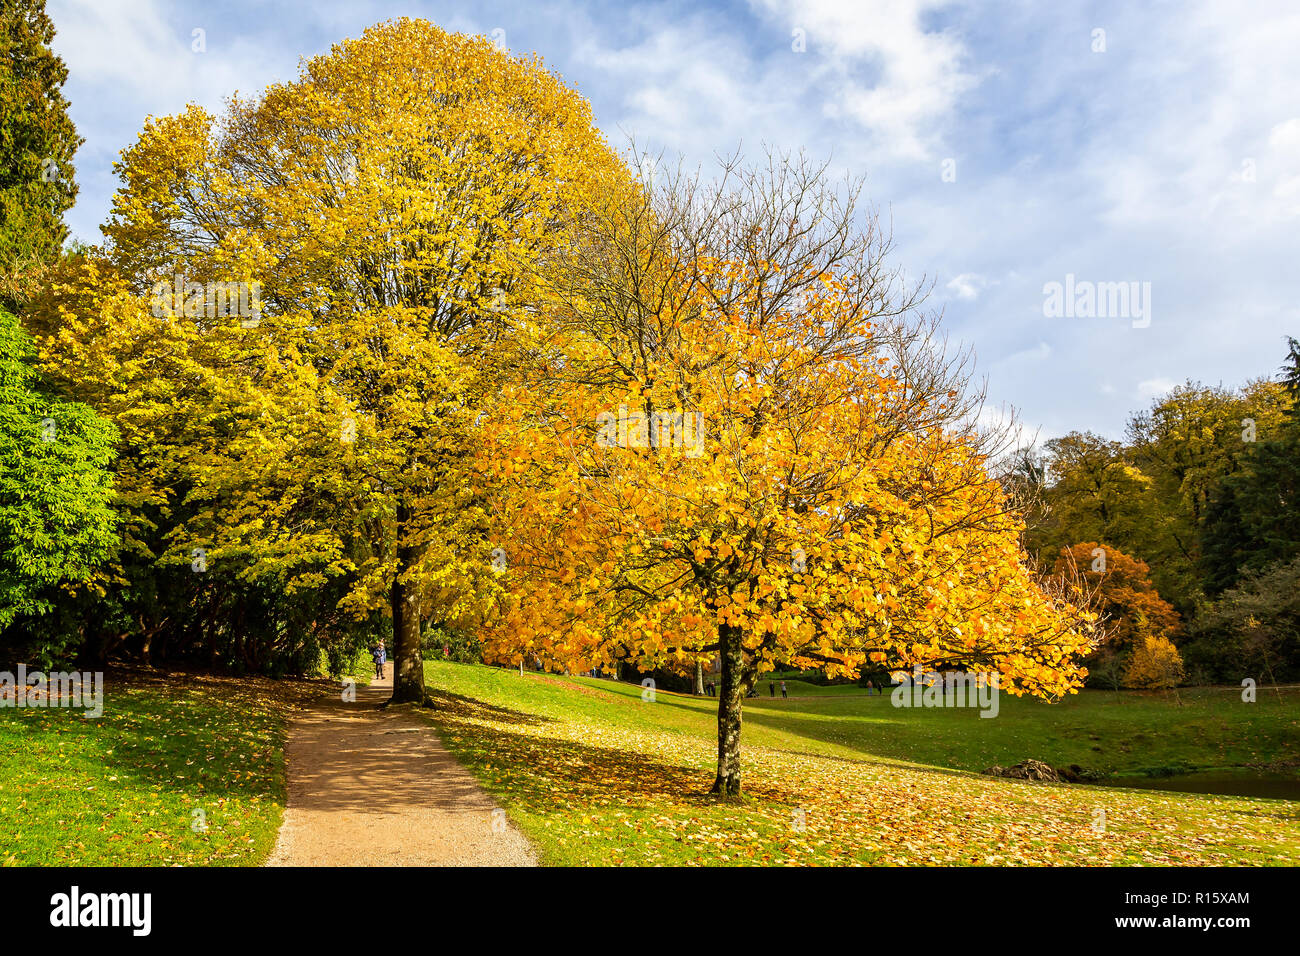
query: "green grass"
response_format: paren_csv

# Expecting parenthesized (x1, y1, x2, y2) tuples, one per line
(738, 684, 1300, 779)
(419, 661, 1300, 866)
(0, 669, 310, 866)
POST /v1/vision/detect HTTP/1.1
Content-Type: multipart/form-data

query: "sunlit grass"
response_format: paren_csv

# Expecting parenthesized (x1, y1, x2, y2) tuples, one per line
(0, 670, 308, 866)
(421, 661, 1300, 866)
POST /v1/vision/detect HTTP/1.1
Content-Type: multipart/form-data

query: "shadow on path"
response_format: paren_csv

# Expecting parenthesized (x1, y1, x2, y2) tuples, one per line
(265, 673, 536, 866)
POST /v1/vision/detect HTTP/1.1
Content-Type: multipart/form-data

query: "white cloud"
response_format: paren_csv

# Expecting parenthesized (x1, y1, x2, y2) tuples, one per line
(946, 271, 987, 299)
(573, 17, 798, 159)
(750, 0, 978, 160)
(50, 0, 284, 106)
(1085, 1, 1300, 231)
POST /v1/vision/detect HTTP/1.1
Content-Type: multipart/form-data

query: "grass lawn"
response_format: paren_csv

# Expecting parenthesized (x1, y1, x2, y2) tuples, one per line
(419, 660, 1300, 866)
(740, 684, 1300, 780)
(0, 668, 317, 866)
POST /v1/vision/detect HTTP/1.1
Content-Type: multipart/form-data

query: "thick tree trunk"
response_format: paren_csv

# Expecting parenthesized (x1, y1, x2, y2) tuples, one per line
(694, 658, 705, 696)
(389, 504, 426, 705)
(711, 623, 745, 796)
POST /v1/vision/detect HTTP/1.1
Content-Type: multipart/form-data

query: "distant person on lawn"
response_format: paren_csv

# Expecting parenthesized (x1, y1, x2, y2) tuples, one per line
(372, 640, 387, 679)
(781, 680, 788, 698)
(769, 681, 775, 696)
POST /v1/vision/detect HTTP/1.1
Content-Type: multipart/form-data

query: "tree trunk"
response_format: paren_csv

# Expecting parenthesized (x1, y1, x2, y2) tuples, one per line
(389, 503, 426, 705)
(694, 657, 705, 696)
(711, 622, 745, 796)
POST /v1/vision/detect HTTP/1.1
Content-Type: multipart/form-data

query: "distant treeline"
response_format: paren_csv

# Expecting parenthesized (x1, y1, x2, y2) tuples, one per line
(1019, 338, 1300, 685)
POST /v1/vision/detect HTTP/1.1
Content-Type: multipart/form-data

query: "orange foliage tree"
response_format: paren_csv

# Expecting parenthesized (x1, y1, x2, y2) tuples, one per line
(1050, 542, 1182, 688)
(480, 156, 1096, 795)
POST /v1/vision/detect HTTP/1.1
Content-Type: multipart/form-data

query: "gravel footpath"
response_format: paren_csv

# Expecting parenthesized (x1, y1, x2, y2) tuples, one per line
(266, 673, 537, 867)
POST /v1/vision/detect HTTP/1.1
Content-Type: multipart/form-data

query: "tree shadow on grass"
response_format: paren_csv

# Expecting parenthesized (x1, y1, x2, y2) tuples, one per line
(430, 687, 557, 729)
(0, 672, 292, 810)
(613, 689, 1021, 795)
(423, 687, 797, 812)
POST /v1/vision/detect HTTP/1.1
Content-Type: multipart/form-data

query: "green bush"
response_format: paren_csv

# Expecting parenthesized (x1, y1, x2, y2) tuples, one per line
(422, 622, 482, 663)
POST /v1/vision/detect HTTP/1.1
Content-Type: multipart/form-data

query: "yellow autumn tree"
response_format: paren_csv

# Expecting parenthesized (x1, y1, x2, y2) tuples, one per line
(482, 154, 1097, 794)
(1124, 627, 1185, 690)
(34, 19, 628, 700)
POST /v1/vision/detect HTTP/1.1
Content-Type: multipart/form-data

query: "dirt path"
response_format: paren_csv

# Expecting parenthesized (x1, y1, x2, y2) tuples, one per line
(266, 672, 537, 867)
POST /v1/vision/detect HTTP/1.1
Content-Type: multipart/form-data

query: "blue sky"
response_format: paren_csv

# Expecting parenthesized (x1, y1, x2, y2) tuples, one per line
(47, 0, 1300, 442)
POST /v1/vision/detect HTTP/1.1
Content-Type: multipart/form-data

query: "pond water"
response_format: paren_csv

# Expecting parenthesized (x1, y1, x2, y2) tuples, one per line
(1102, 772, 1300, 801)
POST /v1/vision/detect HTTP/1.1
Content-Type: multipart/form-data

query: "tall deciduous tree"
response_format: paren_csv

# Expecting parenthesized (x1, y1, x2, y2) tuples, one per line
(482, 155, 1095, 795)
(37, 20, 627, 698)
(1050, 542, 1181, 648)
(1125, 380, 1288, 609)
(1026, 432, 1150, 563)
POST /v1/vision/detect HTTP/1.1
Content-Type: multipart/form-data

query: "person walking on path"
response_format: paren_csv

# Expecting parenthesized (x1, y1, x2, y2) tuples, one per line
(780, 680, 788, 698)
(372, 640, 387, 680)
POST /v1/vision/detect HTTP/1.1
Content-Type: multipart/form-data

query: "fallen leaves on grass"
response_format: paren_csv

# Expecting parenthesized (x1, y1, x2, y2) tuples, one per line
(0, 667, 318, 866)
(425, 668, 1300, 867)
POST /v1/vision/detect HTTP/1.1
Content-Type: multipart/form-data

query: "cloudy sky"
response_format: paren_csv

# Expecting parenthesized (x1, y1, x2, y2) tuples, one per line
(47, 0, 1300, 442)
